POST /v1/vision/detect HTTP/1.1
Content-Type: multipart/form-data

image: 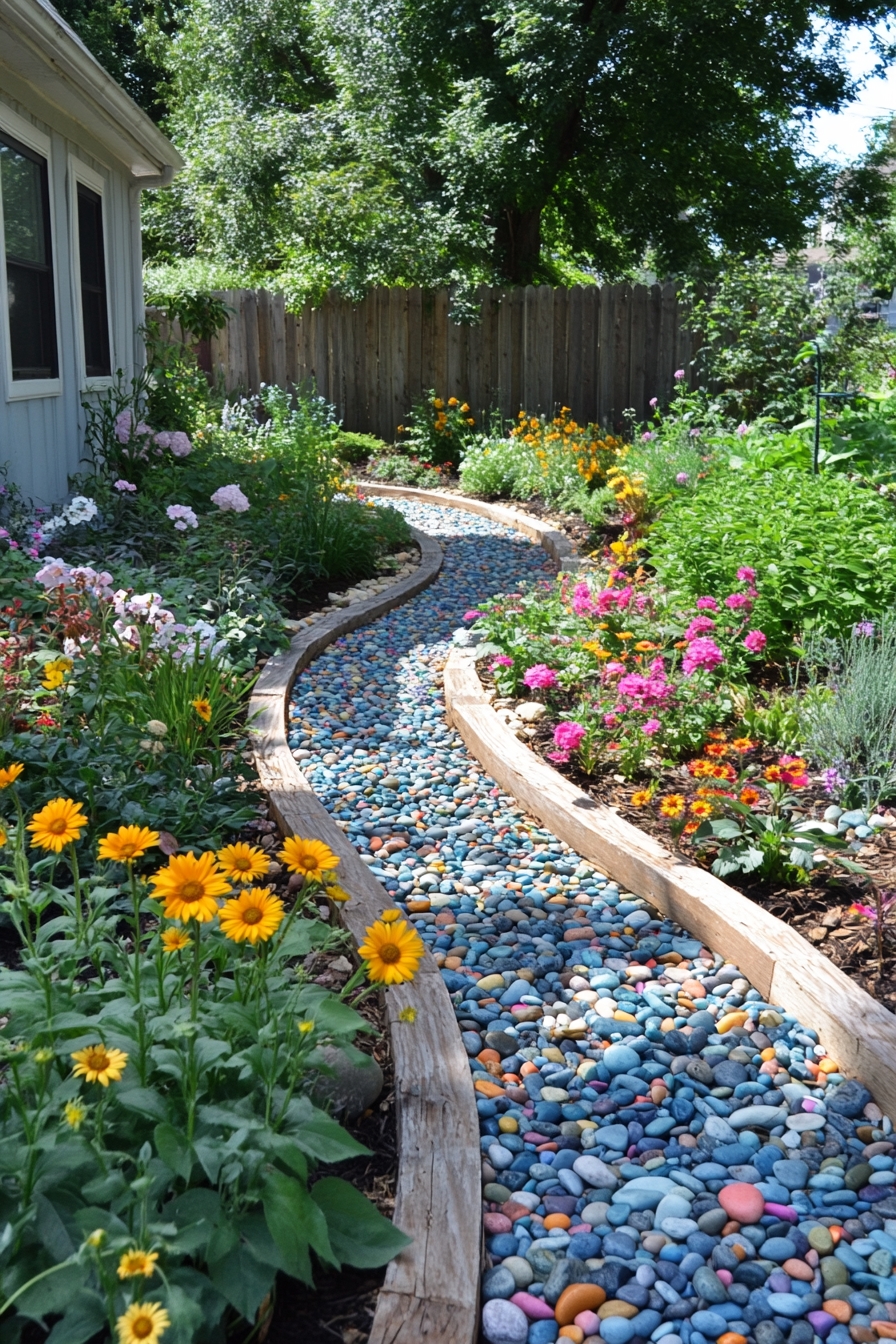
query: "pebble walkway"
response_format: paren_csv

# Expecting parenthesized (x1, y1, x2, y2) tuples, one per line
(289, 501, 896, 1344)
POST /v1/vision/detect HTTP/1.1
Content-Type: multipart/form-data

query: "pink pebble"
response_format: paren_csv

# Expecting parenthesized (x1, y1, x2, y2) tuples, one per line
(483, 1213, 513, 1235)
(718, 1182, 765, 1224)
(576, 1311, 602, 1334)
(764, 1202, 798, 1223)
(627, 1144, 638, 1158)
(512, 1003, 526, 1012)
(522, 1133, 544, 1144)
(568, 1224, 591, 1236)
(806, 1249, 819, 1268)
(716, 1269, 733, 1286)
(512, 1292, 555, 1321)
(801, 1098, 817, 1112)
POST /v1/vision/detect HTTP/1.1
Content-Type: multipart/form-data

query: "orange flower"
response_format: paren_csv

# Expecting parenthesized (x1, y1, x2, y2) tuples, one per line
(683, 822, 700, 835)
(688, 759, 715, 779)
(764, 765, 784, 783)
(659, 794, 686, 819)
(706, 729, 727, 741)
(634, 641, 657, 652)
(712, 763, 736, 781)
(704, 742, 728, 758)
(731, 737, 755, 752)
(739, 787, 761, 805)
(689, 800, 713, 817)
(630, 790, 652, 807)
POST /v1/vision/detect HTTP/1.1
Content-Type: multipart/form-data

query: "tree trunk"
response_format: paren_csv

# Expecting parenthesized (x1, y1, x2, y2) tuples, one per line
(494, 205, 543, 285)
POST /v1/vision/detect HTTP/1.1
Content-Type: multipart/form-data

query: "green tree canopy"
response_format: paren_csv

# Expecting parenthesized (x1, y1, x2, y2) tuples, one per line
(139, 0, 896, 297)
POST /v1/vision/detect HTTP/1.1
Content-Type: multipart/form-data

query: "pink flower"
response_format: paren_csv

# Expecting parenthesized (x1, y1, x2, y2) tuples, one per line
(641, 431, 657, 442)
(211, 483, 250, 513)
(114, 479, 137, 493)
(163, 431, 193, 458)
(166, 504, 198, 531)
(603, 662, 626, 678)
(553, 721, 586, 751)
(674, 369, 685, 380)
(34, 558, 72, 588)
(725, 593, 752, 611)
(603, 712, 619, 728)
(571, 583, 596, 617)
(676, 472, 689, 484)
(689, 428, 701, 438)
(523, 664, 558, 689)
(649, 397, 658, 408)
(695, 596, 718, 611)
(685, 616, 716, 641)
(743, 630, 767, 653)
(736, 422, 748, 437)
(547, 751, 570, 764)
(462, 610, 483, 621)
(490, 655, 513, 669)
(642, 718, 661, 736)
(682, 637, 724, 676)
(736, 566, 757, 585)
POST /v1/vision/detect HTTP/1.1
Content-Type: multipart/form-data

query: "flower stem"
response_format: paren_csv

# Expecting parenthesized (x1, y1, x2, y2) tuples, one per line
(69, 843, 84, 945)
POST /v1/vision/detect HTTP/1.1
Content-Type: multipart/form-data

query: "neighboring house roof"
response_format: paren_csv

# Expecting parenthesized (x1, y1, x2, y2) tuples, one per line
(0, 0, 183, 180)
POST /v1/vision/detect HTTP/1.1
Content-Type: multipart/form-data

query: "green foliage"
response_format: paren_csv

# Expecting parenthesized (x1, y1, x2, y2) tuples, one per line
(145, 291, 231, 344)
(458, 438, 525, 500)
(648, 463, 896, 652)
(397, 394, 478, 469)
(369, 455, 445, 489)
(692, 793, 846, 882)
(802, 614, 896, 808)
(334, 432, 389, 464)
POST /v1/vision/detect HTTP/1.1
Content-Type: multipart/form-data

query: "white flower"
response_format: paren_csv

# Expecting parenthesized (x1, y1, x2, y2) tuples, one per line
(210, 484, 250, 513)
(166, 504, 198, 530)
(34, 558, 72, 588)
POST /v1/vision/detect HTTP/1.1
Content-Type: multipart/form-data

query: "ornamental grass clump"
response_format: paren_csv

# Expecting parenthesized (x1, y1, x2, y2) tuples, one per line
(0, 768, 417, 1341)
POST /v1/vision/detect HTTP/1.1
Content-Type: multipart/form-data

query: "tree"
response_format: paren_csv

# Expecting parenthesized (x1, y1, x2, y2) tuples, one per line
(146, 0, 896, 295)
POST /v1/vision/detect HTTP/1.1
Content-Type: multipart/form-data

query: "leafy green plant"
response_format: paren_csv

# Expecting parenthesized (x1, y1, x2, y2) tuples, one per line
(334, 431, 389, 464)
(369, 454, 445, 488)
(397, 393, 477, 468)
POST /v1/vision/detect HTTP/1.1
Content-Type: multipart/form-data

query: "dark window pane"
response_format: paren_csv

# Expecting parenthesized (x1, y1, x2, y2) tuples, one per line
(77, 183, 110, 377)
(1, 134, 58, 381)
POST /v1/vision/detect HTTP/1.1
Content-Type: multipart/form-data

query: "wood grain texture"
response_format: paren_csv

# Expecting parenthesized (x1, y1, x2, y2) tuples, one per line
(248, 530, 481, 1344)
(443, 647, 896, 1122)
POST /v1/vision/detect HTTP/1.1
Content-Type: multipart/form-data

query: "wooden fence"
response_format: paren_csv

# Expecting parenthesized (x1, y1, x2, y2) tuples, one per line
(154, 283, 700, 438)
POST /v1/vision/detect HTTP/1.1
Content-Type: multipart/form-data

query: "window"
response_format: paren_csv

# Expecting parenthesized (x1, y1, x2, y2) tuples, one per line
(0, 132, 58, 380)
(76, 182, 110, 378)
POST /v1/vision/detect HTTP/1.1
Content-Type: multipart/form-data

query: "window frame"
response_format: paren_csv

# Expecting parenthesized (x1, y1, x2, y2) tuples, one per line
(0, 103, 62, 401)
(69, 155, 114, 389)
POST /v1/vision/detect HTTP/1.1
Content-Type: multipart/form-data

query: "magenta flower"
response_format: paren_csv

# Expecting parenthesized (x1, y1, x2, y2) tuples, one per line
(462, 609, 483, 621)
(685, 616, 716, 641)
(743, 630, 767, 653)
(725, 593, 752, 611)
(603, 712, 619, 728)
(736, 566, 757, 585)
(676, 472, 689, 485)
(682, 637, 724, 676)
(674, 369, 685, 380)
(736, 422, 748, 437)
(553, 721, 586, 752)
(547, 751, 570, 764)
(523, 664, 558, 689)
(642, 718, 661, 736)
(649, 397, 658, 408)
(695, 596, 718, 612)
(114, 479, 137, 493)
(571, 582, 596, 617)
(641, 431, 657, 442)
(490, 655, 513, 670)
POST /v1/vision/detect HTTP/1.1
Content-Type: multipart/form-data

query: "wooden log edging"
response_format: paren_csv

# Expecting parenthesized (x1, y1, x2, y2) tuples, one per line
(248, 530, 482, 1344)
(354, 480, 583, 570)
(443, 646, 896, 1122)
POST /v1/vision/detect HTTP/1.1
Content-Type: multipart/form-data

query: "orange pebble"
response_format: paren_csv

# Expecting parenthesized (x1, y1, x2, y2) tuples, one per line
(559, 1329, 585, 1343)
(872, 1323, 896, 1339)
(555, 1284, 607, 1326)
(544, 1213, 572, 1231)
(783, 1258, 813, 1282)
(520, 1061, 540, 1076)
(760, 1047, 776, 1061)
(536, 1142, 559, 1153)
(818, 1057, 839, 1074)
(502, 1073, 521, 1084)
(730, 1241, 747, 1261)
(474, 1080, 503, 1098)
(719, 1334, 747, 1344)
(825, 1301, 852, 1324)
(805, 1060, 821, 1076)
(722, 1221, 742, 1238)
(830, 1226, 844, 1244)
(477, 1049, 501, 1064)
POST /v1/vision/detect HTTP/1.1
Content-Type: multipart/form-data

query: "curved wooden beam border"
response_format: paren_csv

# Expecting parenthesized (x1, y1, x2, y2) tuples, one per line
(248, 529, 482, 1344)
(444, 646, 896, 1122)
(355, 480, 583, 570)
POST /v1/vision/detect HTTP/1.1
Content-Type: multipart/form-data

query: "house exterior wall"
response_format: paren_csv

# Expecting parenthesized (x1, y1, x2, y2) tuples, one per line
(0, 86, 142, 506)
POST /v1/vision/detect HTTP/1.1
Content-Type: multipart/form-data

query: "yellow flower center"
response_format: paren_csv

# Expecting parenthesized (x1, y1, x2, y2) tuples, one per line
(379, 942, 401, 964)
(132, 1316, 154, 1340)
(86, 1049, 109, 1071)
(180, 881, 203, 901)
(243, 906, 262, 925)
(48, 817, 68, 834)
(234, 857, 251, 871)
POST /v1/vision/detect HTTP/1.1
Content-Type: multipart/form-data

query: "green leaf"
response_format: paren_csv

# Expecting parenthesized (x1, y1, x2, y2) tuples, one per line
(193, 1139, 223, 1185)
(44, 1290, 107, 1344)
(158, 1284, 205, 1344)
(15, 1264, 88, 1321)
(206, 1219, 239, 1266)
(170, 1188, 221, 1226)
(310, 1177, 411, 1269)
(154, 1123, 193, 1181)
(115, 1087, 168, 1122)
(207, 1240, 276, 1323)
(262, 1168, 335, 1282)
(33, 1196, 76, 1263)
(292, 1117, 370, 1165)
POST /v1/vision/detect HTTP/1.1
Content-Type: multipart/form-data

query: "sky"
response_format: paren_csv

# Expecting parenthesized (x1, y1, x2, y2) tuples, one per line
(805, 24, 896, 164)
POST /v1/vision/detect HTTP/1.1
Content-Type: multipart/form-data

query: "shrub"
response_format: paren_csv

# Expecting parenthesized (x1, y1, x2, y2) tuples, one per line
(334, 431, 390, 463)
(648, 464, 896, 651)
(396, 392, 478, 468)
(458, 438, 525, 498)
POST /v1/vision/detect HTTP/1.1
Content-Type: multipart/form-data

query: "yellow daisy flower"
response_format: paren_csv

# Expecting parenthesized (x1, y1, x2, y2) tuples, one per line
(160, 928, 191, 954)
(219, 887, 285, 944)
(278, 835, 339, 882)
(380, 908, 403, 923)
(63, 1100, 87, 1130)
(398, 1006, 417, 1023)
(116, 1302, 170, 1344)
(27, 798, 88, 852)
(216, 841, 270, 884)
(117, 1249, 159, 1280)
(71, 1043, 128, 1086)
(297, 1019, 315, 1034)
(98, 825, 160, 864)
(190, 698, 212, 723)
(324, 882, 351, 903)
(0, 762, 24, 789)
(358, 918, 424, 986)
(149, 851, 230, 923)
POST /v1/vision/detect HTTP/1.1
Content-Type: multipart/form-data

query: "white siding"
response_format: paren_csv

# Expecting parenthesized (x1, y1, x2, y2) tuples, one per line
(0, 90, 141, 505)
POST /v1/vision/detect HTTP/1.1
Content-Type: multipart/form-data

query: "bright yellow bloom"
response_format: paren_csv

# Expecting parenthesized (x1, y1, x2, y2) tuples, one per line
(447, 396, 458, 407)
(160, 928, 191, 954)
(98, 825, 160, 863)
(63, 1100, 87, 1130)
(117, 1249, 159, 1280)
(216, 841, 270, 884)
(398, 1006, 417, 1023)
(0, 762, 24, 789)
(190, 698, 212, 723)
(433, 398, 444, 409)
(116, 1301, 170, 1344)
(0, 824, 5, 849)
(689, 800, 713, 818)
(27, 798, 88, 852)
(630, 790, 652, 807)
(297, 1019, 315, 1034)
(358, 918, 424, 986)
(658, 794, 686, 819)
(379, 908, 402, 923)
(219, 887, 285, 944)
(325, 883, 351, 903)
(278, 835, 339, 882)
(150, 851, 230, 923)
(71, 1043, 128, 1086)
(41, 657, 73, 690)
(86, 1229, 105, 1248)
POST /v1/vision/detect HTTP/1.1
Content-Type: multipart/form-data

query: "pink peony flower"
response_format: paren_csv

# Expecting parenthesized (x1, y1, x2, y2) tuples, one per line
(725, 593, 752, 611)
(649, 397, 658, 408)
(736, 566, 757, 585)
(114, 479, 137, 493)
(695, 596, 718, 611)
(571, 582, 596, 617)
(685, 616, 716, 641)
(743, 630, 767, 653)
(682, 637, 724, 676)
(603, 712, 620, 728)
(523, 664, 558, 689)
(211, 483, 250, 513)
(553, 721, 586, 751)
(641, 431, 657, 442)
(490, 655, 513, 669)
(34, 558, 72, 588)
(642, 718, 661, 736)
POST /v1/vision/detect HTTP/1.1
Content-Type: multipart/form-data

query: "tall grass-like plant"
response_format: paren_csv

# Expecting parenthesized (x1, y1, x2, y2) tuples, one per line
(803, 614, 896, 808)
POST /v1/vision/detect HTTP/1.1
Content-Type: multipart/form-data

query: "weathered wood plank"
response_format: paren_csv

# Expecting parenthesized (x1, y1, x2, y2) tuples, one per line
(579, 286, 597, 426)
(597, 283, 615, 425)
(629, 283, 648, 417)
(244, 290, 260, 393)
